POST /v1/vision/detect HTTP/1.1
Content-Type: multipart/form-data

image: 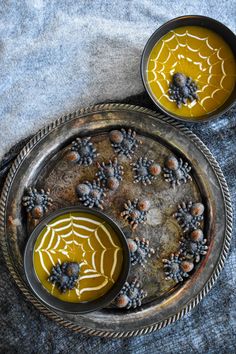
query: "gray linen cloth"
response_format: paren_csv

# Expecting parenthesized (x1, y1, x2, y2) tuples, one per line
(0, 1, 235, 353)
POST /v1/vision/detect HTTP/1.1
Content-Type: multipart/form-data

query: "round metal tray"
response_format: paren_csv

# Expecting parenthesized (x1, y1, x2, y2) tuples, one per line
(0, 104, 232, 338)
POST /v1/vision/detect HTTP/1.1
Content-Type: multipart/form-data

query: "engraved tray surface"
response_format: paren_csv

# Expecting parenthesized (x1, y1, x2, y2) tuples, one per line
(0, 104, 232, 338)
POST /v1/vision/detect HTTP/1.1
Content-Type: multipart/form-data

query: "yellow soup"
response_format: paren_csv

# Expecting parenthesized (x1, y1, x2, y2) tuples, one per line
(33, 212, 123, 302)
(147, 26, 236, 118)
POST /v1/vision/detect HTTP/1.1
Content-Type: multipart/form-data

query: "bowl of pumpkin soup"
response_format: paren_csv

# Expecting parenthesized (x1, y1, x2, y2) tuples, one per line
(24, 207, 130, 313)
(141, 15, 236, 122)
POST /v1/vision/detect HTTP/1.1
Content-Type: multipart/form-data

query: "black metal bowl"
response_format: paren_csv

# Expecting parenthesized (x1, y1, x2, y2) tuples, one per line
(24, 206, 130, 314)
(141, 15, 236, 123)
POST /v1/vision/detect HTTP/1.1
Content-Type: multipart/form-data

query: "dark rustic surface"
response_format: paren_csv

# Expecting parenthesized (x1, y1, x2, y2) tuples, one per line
(0, 93, 235, 353)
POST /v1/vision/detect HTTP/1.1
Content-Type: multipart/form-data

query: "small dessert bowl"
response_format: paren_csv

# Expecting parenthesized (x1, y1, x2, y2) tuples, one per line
(141, 15, 236, 123)
(24, 206, 130, 314)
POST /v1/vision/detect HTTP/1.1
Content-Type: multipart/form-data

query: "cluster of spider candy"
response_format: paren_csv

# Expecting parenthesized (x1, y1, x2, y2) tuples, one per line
(76, 180, 106, 210)
(131, 157, 161, 185)
(96, 158, 124, 191)
(115, 235, 153, 309)
(67, 137, 98, 166)
(163, 201, 207, 283)
(168, 72, 198, 108)
(163, 155, 192, 188)
(48, 262, 80, 293)
(127, 237, 155, 267)
(114, 278, 147, 310)
(109, 128, 139, 159)
(22, 187, 53, 219)
(121, 199, 150, 230)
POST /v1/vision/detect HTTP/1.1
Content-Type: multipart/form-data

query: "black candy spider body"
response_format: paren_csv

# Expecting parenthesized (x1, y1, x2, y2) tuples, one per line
(127, 237, 155, 267)
(68, 137, 97, 166)
(163, 253, 194, 283)
(48, 262, 80, 293)
(121, 199, 150, 230)
(22, 187, 53, 219)
(76, 180, 106, 209)
(109, 128, 138, 159)
(96, 158, 124, 190)
(114, 278, 147, 309)
(173, 201, 204, 233)
(168, 73, 198, 108)
(179, 229, 208, 263)
(131, 157, 161, 185)
(163, 156, 192, 188)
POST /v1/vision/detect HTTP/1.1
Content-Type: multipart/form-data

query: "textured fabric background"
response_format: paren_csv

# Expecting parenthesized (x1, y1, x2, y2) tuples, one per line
(0, 0, 236, 159)
(0, 1, 235, 353)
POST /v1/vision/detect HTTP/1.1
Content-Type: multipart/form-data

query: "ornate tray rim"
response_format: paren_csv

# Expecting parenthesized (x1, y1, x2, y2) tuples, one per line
(0, 103, 232, 338)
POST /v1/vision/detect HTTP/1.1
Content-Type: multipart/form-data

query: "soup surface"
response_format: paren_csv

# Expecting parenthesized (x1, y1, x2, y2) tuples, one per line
(147, 26, 236, 118)
(33, 212, 123, 302)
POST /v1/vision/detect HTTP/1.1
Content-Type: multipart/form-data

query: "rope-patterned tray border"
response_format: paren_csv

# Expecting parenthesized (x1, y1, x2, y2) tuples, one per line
(0, 103, 233, 338)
